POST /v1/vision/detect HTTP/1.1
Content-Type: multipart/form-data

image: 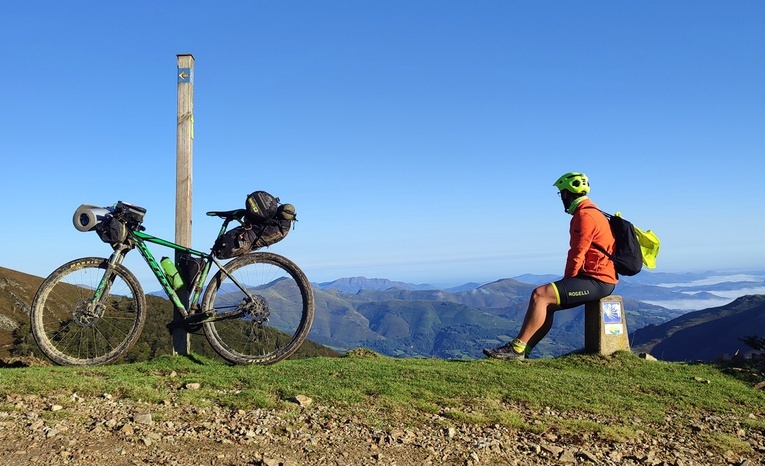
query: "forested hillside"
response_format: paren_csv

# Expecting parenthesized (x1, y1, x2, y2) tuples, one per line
(3, 266, 763, 363)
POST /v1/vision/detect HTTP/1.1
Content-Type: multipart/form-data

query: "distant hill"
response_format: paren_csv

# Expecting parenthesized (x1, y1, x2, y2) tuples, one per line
(0, 266, 44, 355)
(315, 271, 765, 310)
(0, 266, 338, 362)
(631, 294, 765, 361)
(3, 266, 763, 362)
(307, 278, 682, 359)
(315, 276, 486, 293)
(315, 277, 439, 293)
(511, 273, 561, 285)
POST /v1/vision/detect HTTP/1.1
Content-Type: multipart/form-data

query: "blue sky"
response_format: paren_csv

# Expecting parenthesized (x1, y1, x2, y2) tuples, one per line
(1, 1, 763, 288)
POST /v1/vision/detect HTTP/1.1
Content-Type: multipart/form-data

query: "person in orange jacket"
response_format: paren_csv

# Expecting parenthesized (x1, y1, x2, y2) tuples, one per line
(484, 172, 618, 360)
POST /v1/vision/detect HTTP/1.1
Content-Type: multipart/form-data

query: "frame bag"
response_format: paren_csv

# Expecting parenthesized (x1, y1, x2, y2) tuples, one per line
(177, 253, 203, 289)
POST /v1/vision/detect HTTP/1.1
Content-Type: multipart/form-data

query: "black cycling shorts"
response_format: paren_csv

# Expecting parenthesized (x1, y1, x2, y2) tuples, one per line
(552, 275, 615, 310)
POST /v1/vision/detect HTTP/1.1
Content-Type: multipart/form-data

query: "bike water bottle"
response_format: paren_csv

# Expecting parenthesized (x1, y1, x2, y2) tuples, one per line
(160, 257, 184, 290)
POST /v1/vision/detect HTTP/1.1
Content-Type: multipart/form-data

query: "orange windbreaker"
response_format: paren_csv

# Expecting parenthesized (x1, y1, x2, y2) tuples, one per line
(564, 198, 618, 284)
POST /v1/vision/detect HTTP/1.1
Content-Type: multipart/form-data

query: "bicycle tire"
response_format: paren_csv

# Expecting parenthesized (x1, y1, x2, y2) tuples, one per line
(30, 257, 146, 366)
(201, 252, 314, 364)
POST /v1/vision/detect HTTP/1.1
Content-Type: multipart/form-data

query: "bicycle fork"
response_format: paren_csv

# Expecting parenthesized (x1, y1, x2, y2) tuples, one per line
(76, 246, 130, 325)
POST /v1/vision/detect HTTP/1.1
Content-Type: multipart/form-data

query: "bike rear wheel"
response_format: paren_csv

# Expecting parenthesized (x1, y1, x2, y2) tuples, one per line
(201, 252, 314, 364)
(30, 257, 146, 366)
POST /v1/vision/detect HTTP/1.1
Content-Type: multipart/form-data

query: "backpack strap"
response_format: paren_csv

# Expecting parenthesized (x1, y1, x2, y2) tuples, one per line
(580, 206, 615, 261)
(591, 242, 616, 261)
(580, 205, 610, 218)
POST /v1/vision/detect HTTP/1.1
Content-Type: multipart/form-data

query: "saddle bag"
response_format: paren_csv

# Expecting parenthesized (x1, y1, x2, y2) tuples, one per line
(213, 226, 257, 260)
(214, 192, 297, 259)
(213, 221, 294, 259)
(245, 191, 281, 223)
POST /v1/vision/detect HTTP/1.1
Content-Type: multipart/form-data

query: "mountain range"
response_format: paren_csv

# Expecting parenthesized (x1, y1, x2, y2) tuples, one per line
(631, 294, 765, 360)
(309, 271, 765, 359)
(1, 266, 763, 362)
(318, 270, 765, 309)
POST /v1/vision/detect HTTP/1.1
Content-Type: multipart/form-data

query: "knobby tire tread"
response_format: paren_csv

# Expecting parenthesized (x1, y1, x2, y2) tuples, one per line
(201, 252, 314, 365)
(30, 257, 146, 366)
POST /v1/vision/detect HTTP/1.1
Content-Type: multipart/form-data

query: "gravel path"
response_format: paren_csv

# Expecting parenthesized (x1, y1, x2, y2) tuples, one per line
(1, 390, 763, 466)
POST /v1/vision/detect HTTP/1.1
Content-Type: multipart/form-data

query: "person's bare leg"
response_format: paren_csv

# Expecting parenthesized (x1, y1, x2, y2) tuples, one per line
(483, 283, 562, 359)
(526, 306, 557, 350)
(516, 283, 561, 347)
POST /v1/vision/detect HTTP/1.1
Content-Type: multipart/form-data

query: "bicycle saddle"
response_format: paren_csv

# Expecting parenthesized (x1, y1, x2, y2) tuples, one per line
(206, 208, 246, 220)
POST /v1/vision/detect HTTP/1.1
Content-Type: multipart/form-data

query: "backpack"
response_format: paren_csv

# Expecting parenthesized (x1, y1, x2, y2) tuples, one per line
(588, 208, 643, 277)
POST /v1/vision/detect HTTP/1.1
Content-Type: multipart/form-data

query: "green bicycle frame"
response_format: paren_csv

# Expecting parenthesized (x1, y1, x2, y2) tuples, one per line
(130, 231, 212, 315)
(90, 214, 251, 321)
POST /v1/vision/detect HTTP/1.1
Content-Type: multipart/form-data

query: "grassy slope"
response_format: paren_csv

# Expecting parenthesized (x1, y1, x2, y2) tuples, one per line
(1, 351, 763, 456)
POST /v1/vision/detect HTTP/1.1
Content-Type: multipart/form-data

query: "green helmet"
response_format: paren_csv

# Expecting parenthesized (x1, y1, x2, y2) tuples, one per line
(553, 172, 590, 194)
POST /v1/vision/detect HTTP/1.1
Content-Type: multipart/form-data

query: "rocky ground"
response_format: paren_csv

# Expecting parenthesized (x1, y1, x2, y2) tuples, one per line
(1, 355, 764, 466)
(0, 389, 763, 466)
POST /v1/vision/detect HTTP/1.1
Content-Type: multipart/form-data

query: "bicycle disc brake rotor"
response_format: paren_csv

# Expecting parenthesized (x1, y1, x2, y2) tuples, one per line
(72, 299, 104, 327)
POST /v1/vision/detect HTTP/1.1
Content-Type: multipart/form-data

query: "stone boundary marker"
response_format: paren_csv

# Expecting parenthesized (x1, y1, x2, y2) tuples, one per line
(584, 295, 631, 355)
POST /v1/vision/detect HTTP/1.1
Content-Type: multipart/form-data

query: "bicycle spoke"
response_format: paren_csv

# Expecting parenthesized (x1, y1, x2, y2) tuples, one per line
(31, 258, 146, 366)
(202, 252, 314, 364)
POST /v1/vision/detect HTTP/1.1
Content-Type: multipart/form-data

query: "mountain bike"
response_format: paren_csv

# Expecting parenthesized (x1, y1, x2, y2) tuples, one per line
(30, 201, 314, 366)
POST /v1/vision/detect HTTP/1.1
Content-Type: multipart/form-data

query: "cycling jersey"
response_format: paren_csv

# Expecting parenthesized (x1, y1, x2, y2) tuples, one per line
(564, 198, 617, 284)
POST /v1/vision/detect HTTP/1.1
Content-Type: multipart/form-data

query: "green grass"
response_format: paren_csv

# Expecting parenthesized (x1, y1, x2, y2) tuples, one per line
(1, 351, 763, 455)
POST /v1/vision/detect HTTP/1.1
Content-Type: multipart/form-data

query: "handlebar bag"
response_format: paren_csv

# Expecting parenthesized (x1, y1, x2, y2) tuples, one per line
(96, 217, 128, 246)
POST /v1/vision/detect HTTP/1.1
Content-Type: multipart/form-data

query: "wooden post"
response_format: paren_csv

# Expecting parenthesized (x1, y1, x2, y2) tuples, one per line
(173, 54, 194, 356)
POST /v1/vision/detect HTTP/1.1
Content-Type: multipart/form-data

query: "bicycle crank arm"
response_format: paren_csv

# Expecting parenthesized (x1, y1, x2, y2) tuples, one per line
(165, 311, 218, 333)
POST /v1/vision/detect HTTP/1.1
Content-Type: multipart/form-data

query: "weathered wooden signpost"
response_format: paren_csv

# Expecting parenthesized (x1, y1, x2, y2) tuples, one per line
(173, 54, 194, 355)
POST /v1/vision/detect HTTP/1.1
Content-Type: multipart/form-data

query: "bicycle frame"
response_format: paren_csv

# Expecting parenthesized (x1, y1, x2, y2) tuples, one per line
(96, 218, 254, 321)
(33, 200, 313, 366)
(130, 232, 212, 316)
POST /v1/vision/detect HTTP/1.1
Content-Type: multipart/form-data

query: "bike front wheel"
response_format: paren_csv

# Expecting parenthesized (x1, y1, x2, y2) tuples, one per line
(30, 257, 146, 366)
(201, 252, 314, 364)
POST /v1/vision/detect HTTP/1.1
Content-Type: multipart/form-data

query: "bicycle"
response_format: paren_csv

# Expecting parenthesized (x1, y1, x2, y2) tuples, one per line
(31, 200, 314, 366)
